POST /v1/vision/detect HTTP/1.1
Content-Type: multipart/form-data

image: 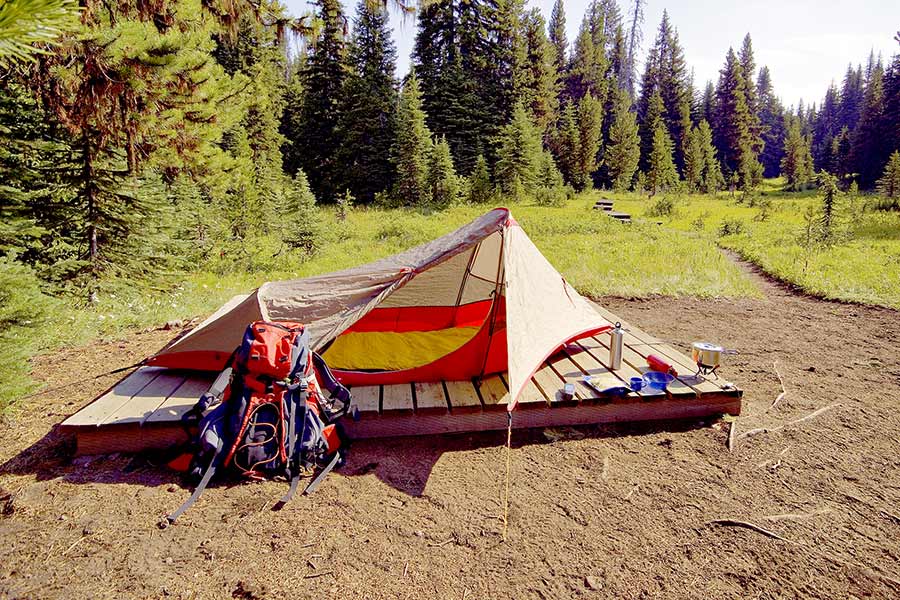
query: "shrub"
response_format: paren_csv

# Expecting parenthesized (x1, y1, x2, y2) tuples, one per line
(646, 196, 677, 218)
(718, 218, 745, 237)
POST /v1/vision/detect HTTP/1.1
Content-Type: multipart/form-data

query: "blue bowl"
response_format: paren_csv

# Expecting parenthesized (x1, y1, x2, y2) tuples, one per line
(643, 371, 676, 391)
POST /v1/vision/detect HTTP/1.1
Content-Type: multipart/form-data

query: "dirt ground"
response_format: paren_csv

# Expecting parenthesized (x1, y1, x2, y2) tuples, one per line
(2, 259, 900, 600)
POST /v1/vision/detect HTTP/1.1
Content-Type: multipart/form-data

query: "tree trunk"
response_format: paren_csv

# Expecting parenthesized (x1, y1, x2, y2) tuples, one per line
(83, 131, 99, 267)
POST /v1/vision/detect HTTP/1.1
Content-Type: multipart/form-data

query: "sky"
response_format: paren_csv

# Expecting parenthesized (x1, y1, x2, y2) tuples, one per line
(283, 0, 900, 109)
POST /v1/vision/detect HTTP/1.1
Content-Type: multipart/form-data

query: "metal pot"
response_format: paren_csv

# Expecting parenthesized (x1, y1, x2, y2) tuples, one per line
(692, 342, 725, 368)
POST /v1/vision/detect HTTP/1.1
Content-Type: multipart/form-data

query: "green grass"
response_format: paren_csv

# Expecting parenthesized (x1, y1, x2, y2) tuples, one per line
(609, 185, 900, 309)
(6, 183, 899, 415)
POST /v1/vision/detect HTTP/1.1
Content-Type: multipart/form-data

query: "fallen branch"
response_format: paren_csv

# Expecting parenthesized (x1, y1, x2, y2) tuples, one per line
(709, 519, 796, 543)
(304, 571, 334, 580)
(428, 538, 455, 548)
(727, 420, 737, 452)
(769, 361, 787, 411)
(737, 403, 840, 442)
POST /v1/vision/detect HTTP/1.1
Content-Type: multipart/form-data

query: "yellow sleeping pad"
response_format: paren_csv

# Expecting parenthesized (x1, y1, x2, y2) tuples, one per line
(322, 326, 480, 371)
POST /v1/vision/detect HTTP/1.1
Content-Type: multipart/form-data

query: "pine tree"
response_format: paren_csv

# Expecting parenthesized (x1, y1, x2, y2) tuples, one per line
(738, 34, 763, 149)
(812, 83, 840, 170)
(637, 11, 691, 173)
(467, 154, 495, 203)
(757, 66, 786, 178)
(683, 125, 704, 192)
(818, 171, 840, 244)
(696, 119, 724, 193)
(428, 136, 460, 207)
(838, 64, 865, 132)
(713, 47, 762, 190)
(695, 81, 715, 125)
(29, 0, 245, 279)
(495, 103, 544, 194)
(279, 171, 320, 254)
(392, 72, 433, 206)
(567, 17, 602, 102)
(0, 0, 77, 64)
(295, 0, 348, 202)
(573, 92, 604, 191)
(214, 12, 288, 237)
(639, 87, 665, 171)
(636, 12, 691, 172)
(830, 126, 853, 180)
(851, 59, 886, 188)
(878, 150, 900, 198)
(647, 123, 679, 195)
(336, 0, 399, 203)
(548, 0, 568, 73)
(606, 86, 640, 190)
(520, 8, 560, 133)
(781, 116, 815, 190)
(550, 102, 580, 187)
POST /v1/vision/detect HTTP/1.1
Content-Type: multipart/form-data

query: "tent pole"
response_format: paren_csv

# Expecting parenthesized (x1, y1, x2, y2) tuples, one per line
(477, 228, 505, 384)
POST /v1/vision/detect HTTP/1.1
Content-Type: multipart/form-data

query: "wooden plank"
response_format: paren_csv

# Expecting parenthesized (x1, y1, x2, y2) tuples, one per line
(547, 353, 591, 403)
(531, 363, 578, 407)
(102, 372, 188, 426)
(74, 423, 190, 456)
(512, 375, 550, 409)
(62, 367, 165, 427)
(144, 374, 214, 424)
(413, 382, 449, 415)
(478, 375, 509, 411)
(350, 385, 381, 416)
(444, 380, 482, 414)
(381, 383, 414, 415)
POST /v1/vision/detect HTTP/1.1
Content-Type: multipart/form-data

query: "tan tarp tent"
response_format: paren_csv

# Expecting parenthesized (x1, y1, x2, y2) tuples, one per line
(148, 208, 611, 409)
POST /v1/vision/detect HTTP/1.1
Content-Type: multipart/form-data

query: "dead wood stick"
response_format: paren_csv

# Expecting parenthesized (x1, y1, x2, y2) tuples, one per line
(428, 538, 455, 548)
(709, 519, 796, 543)
(769, 361, 787, 411)
(737, 403, 840, 442)
(727, 420, 737, 452)
(304, 571, 334, 579)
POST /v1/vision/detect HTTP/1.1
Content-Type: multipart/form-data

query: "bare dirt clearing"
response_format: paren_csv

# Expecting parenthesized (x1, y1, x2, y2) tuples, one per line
(2, 262, 900, 600)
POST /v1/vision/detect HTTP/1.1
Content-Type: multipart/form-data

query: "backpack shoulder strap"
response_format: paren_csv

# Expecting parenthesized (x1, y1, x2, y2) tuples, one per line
(312, 352, 350, 405)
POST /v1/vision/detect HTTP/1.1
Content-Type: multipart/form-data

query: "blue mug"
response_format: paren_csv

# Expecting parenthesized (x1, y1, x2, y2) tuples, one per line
(629, 377, 645, 392)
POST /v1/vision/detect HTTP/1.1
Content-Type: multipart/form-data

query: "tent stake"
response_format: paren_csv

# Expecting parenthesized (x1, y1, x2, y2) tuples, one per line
(502, 411, 512, 542)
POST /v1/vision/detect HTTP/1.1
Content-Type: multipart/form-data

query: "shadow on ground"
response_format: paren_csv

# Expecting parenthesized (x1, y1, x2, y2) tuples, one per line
(0, 417, 715, 498)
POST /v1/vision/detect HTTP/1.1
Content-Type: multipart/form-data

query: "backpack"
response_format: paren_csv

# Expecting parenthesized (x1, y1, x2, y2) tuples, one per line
(166, 321, 355, 524)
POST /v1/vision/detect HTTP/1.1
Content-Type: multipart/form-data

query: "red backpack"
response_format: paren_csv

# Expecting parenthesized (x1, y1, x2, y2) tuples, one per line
(166, 321, 355, 524)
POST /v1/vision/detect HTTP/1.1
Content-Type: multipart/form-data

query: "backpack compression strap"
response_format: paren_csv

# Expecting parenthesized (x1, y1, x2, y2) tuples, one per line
(304, 451, 341, 495)
(166, 437, 224, 524)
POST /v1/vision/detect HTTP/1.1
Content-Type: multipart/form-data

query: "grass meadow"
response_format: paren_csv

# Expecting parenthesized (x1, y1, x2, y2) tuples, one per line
(4, 183, 899, 413)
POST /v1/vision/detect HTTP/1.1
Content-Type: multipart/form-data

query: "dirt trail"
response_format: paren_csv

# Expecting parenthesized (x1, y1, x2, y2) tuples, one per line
(2, 261, 900, 600)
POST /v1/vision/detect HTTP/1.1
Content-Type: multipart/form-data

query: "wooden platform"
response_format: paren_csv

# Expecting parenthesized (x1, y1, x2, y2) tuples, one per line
(592, 198, 631, 222)
(61, 305, 741, 455)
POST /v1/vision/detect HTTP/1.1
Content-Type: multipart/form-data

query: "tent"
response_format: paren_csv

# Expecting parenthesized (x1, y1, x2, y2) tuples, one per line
(148, 208, 612, 410)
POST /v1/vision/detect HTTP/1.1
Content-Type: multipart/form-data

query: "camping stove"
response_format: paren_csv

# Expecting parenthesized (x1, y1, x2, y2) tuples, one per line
(691, 342, 726, 379)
